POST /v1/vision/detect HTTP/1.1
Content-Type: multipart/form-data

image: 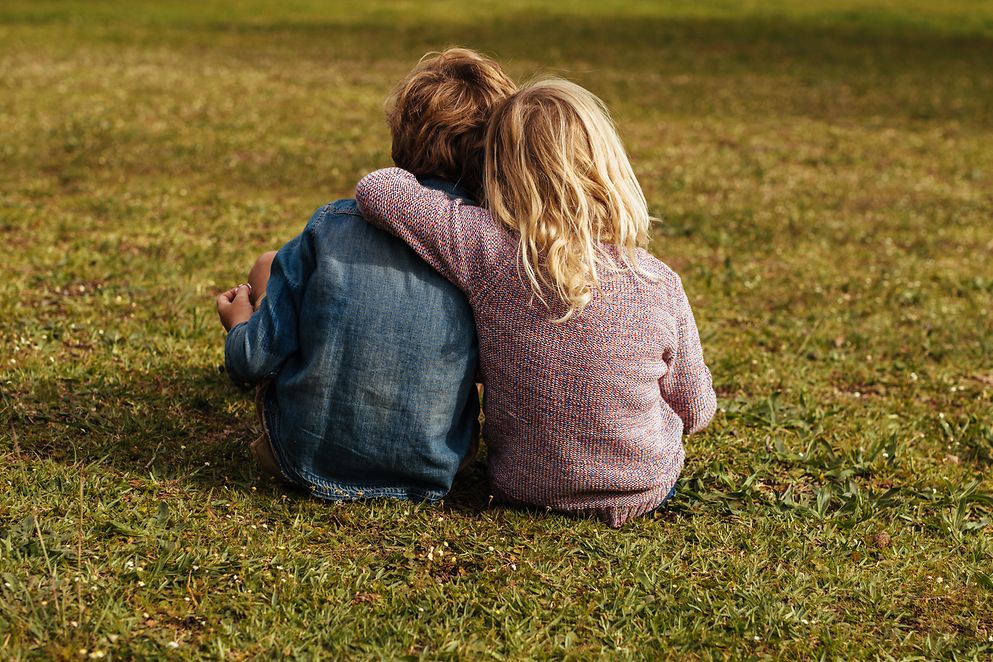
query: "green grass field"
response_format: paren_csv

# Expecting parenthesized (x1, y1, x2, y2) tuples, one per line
(2, 1, 992, 658)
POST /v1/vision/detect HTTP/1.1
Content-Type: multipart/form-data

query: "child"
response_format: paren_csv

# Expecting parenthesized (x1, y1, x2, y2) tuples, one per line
(215, 48, 516, 503)
(355, 79, 717, 527)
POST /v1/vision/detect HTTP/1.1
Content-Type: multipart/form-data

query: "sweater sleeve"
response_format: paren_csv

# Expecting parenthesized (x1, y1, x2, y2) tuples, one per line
(660, 283, 717, 435)
(355, 167, 490, 297)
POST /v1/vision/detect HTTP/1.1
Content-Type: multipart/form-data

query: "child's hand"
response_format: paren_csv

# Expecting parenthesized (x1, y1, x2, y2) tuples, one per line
(216, 283, 254, 331)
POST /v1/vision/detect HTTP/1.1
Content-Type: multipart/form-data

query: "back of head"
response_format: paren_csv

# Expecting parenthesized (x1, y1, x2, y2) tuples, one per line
(483, 78, 653, 321)
(387, 48, 516, 201)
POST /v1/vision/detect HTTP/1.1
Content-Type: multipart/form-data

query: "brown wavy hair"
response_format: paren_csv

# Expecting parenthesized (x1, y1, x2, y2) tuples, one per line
(387, 48, 516, 201)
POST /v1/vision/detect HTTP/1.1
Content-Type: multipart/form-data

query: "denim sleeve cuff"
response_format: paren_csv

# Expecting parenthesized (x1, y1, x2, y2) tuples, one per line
(224, 320, 256, 390)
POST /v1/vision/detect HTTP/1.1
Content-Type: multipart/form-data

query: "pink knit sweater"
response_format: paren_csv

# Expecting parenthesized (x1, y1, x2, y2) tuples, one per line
(356, 168, 717, 527)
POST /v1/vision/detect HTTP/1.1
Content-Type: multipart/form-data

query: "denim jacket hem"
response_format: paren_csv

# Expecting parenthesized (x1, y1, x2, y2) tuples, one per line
(262, 363, 452, 504)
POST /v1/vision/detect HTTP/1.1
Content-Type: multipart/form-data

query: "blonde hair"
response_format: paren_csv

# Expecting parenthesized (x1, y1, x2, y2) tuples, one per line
(387, 48, 517, 201)
(483, 79, 654, 322)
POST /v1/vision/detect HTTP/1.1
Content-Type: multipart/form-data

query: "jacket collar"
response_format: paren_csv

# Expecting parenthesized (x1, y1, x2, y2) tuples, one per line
(418, 176, 476, 205)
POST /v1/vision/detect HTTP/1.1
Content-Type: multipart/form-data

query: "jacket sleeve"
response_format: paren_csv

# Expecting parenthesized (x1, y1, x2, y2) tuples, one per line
(660, 283, 717, 435)
(223, 206, 324, 387)
(355, 167, 489, 297)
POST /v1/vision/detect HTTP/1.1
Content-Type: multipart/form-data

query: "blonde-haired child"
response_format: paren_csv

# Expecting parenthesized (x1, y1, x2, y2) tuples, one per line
(356, 79, 716, 527)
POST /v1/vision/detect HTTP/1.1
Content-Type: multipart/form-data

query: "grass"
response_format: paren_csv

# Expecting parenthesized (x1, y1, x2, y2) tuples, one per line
(1, 0, 992, 658)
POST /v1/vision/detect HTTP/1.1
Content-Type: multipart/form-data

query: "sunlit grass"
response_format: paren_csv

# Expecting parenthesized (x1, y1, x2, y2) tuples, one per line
(1, 1, 992, 658)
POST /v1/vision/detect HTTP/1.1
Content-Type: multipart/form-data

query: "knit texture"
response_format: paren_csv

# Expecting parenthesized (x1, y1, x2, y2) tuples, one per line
(356, 168, 717, 527)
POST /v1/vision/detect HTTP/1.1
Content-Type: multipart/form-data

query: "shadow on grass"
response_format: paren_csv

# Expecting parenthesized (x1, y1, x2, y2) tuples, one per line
(3, 362, 500, 515)
(1, 360, 748, 523)
(440, 460, 491, 515)
(4, 363, 261, 487)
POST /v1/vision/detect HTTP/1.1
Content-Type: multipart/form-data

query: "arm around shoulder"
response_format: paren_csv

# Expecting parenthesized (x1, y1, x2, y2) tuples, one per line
(355, 167, 422, 231)
(355, 167, 490, 296)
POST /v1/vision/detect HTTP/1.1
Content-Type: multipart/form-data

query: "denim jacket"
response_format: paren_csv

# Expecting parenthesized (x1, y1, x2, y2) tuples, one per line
(224, 180, 480, 502)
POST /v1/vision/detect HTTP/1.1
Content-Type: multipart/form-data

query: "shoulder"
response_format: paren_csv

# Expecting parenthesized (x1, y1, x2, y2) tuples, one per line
(633, 249, 694, 318)
(306, 198, 362, 226)
(303, 198, 462, 275)
(327, 197, 362, 217)
(300, 198, 369, 239)
(636, 250, 683, 291)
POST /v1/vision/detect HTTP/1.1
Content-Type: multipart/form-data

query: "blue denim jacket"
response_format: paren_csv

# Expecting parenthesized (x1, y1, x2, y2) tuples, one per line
(224, 180, 480, 502)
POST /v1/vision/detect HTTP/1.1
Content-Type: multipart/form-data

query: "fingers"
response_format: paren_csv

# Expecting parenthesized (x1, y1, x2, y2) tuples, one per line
(217, 284, 250, 305)
(217, 287, 238, 305)
(216, 284, 252, 332)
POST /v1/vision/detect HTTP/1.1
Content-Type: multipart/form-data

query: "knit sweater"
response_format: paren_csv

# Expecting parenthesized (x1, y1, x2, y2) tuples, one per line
(356, 168, 717, 527)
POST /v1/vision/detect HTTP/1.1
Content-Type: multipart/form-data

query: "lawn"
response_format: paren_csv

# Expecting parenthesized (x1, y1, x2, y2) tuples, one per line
(1, 0, 992, 658)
